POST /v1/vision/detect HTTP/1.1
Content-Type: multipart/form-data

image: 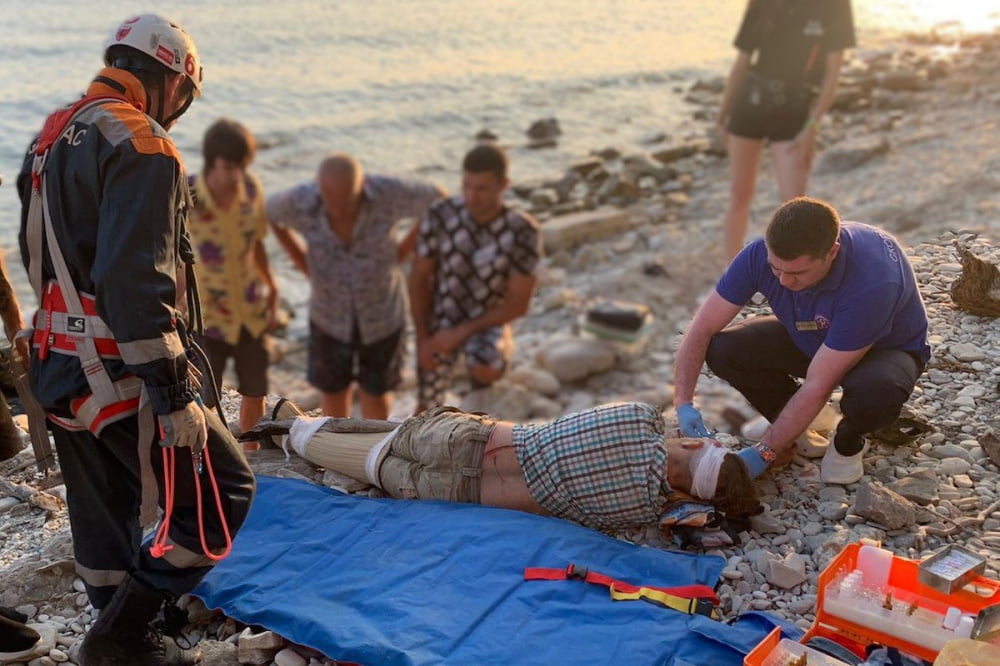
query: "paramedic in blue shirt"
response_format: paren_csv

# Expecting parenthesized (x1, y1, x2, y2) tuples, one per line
(673, 197, 929, 485)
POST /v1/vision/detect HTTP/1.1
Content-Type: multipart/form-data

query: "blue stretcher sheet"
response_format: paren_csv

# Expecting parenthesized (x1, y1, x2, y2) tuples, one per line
(194, 476, 785, 665)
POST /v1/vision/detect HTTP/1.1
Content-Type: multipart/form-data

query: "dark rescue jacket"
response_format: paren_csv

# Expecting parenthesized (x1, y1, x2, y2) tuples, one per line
(16, 68, 199, 421)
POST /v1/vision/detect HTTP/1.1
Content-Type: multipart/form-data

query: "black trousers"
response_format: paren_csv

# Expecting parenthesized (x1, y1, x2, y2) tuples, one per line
(705, 316, 924, 456)
(52, 404, 255, 608)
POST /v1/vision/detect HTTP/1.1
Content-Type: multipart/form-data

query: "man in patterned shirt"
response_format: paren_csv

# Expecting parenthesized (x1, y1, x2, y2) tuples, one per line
(409, 144, 541, 413)
(244, 401, 761, 531)
(188, 118, 279, 450)
(267, 154, 445, 419)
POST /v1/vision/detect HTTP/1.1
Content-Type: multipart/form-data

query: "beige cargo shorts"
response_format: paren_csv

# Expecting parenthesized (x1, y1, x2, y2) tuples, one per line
(377, 406, 495, 503)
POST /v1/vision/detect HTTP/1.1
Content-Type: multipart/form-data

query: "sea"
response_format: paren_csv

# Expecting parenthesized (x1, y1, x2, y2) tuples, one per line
(1, 0, 997, 321)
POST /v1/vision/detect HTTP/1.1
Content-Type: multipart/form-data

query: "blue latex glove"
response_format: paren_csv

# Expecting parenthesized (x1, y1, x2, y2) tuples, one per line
(676, 403, 711, 437)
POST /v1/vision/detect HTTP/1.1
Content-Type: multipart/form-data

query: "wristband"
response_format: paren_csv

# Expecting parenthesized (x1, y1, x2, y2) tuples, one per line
(736, 443, 778, 478)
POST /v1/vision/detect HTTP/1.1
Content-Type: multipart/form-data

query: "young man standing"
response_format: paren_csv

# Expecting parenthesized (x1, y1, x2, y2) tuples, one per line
(674, 197, 929, 485)
(267, 153, 445, 419)
(409, 145, 542, 413)
(188, 118, 279, 450)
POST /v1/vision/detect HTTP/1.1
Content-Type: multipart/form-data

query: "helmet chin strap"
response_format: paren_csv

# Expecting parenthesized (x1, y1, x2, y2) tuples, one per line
(162, 88, 194, 128)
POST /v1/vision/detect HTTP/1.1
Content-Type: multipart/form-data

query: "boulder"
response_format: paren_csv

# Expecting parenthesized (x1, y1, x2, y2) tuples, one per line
(526, 117, 561, 140)
(568, 157, 604, 178)
(594, 174, 640, 203)
(980, 431, 1000, 469)
(878, 69, 928, 92)
(949, 240, 1000, 317)
(530, 188, 560, 211)
(651, 140, 707, 164)
(535, 336, 616, 383)
(474, 128, 498, 142)
(622, 152, 674, 182)
(460, 384, 533, 422)
(854, 482, 916, 530)
(766, 553, 807, 590)
(815, 135, 890, 174)
(200, 640, 240, 666)
(506, 366, 561, 396)
(238, 628, 286, 665)
(888, 469, 938, 506)
(591, 146, 621, 160)
(540, 207, 632, 253)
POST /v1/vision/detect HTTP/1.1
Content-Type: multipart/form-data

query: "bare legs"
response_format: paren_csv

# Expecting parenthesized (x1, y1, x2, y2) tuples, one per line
(722, 135, 764, 261)
(239, 396, 266, 452)
(722, 135, 810, 262)
(323, 387, 392, 420)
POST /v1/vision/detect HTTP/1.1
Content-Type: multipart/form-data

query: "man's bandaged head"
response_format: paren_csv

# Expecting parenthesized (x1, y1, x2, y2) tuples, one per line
(689, 439, 729, 501)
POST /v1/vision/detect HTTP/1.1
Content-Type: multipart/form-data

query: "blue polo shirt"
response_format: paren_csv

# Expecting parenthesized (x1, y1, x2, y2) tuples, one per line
(716, 222, 930, 362)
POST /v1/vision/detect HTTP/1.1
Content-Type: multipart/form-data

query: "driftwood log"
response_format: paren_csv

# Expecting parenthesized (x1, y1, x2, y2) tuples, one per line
(950, 238, 1000, 317)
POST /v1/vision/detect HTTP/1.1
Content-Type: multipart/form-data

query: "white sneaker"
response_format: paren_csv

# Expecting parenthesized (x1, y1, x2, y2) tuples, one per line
(821, 440, 869, 484)
(740, 415, 770, 441)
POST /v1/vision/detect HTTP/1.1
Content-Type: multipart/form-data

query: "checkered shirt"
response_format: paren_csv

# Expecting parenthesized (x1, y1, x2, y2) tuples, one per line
(512, 402, 669, 531)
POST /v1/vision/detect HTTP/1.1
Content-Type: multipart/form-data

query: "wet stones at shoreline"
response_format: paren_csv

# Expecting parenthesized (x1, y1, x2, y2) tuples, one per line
(467, 28, 1000, 253)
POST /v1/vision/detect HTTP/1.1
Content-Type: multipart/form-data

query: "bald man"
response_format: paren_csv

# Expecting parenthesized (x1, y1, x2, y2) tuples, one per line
(267, 154, 446, 418)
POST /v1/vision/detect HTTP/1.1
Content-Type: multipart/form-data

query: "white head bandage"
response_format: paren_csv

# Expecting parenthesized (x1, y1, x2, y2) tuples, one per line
(690, 441, 729, 501)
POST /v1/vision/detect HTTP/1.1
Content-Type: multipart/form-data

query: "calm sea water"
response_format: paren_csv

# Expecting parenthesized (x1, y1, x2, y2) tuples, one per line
(1, 0, 997, 310)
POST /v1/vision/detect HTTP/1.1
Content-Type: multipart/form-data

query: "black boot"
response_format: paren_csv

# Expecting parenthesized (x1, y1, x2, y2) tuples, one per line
(77, 576, 201, 666)
(0, 612, 40, 661)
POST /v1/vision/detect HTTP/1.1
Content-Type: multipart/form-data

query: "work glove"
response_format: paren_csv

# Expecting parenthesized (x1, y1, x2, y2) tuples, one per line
(159, 400, 207, 453)
(677, 403, 711, 438)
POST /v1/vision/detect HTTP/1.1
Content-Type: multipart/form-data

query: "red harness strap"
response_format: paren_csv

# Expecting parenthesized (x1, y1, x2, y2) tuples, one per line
(524, 564, 720, 618)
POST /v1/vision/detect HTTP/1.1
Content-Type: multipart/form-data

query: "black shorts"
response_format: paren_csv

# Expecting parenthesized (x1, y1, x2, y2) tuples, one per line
(728, 71, 814, 142)
(308, 321, 404, 396)
(198, 327, 269, 402)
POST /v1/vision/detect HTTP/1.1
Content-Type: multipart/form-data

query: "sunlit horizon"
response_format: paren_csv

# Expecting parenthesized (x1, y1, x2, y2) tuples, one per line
(859, 0, 1000, 34)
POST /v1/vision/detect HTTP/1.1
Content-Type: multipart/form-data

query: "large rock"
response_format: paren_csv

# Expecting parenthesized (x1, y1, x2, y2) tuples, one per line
(460, 384, 533, 421)
(651, 140, 707, 164)
(766, 553, 807, 590)
(535, 336, 616, 383)
(200, 640, 240, 666)
(815, 135, 890, 174)
(540, 207, 632, 253)
(568, 157, 604, 178)
(854, 482, 916, 530)
(888, 469, 938, 506)
(530, 188, 560, 211)
(506, 366, 561, 396)
(526, 117, 561, 140)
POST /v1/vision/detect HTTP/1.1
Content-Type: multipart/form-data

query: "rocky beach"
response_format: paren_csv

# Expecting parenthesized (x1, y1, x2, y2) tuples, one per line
(2, 27, 1000, 666)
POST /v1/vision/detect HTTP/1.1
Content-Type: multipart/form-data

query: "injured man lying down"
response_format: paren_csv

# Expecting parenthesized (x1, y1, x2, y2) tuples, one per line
(243, 402, 761, 532)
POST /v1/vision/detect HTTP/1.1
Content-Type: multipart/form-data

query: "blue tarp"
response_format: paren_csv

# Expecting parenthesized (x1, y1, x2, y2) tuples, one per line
(194, 476, 786, 665)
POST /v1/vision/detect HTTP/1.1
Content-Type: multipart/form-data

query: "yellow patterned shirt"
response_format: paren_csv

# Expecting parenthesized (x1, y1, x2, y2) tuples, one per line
(188, 172, 270, 345)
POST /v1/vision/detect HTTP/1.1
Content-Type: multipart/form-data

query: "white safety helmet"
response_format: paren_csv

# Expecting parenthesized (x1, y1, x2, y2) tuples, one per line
(104, 14, 203, 96)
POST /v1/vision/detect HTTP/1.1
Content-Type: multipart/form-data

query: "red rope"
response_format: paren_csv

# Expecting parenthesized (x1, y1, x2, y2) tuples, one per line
(194, 445, 233, 561)
(149, 441, 233, 562)
(149, 446, 176, 558)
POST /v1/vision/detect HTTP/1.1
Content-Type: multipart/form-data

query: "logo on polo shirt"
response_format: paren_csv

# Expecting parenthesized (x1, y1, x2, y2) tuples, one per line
(804, 20, 824, 37)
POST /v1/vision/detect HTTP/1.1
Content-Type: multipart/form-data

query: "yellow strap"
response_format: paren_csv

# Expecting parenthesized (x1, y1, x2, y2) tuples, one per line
(609, 585, 721, 620)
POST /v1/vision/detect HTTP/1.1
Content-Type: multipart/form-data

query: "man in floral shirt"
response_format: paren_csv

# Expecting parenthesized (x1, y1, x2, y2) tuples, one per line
(189, 118, 279, 449)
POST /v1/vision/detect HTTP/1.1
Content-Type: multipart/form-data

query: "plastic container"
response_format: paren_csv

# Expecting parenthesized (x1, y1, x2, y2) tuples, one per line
(857, 544, 893, 589)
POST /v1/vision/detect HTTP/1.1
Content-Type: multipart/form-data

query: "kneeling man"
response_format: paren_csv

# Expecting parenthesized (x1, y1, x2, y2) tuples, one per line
(674, 197, 929, 484)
